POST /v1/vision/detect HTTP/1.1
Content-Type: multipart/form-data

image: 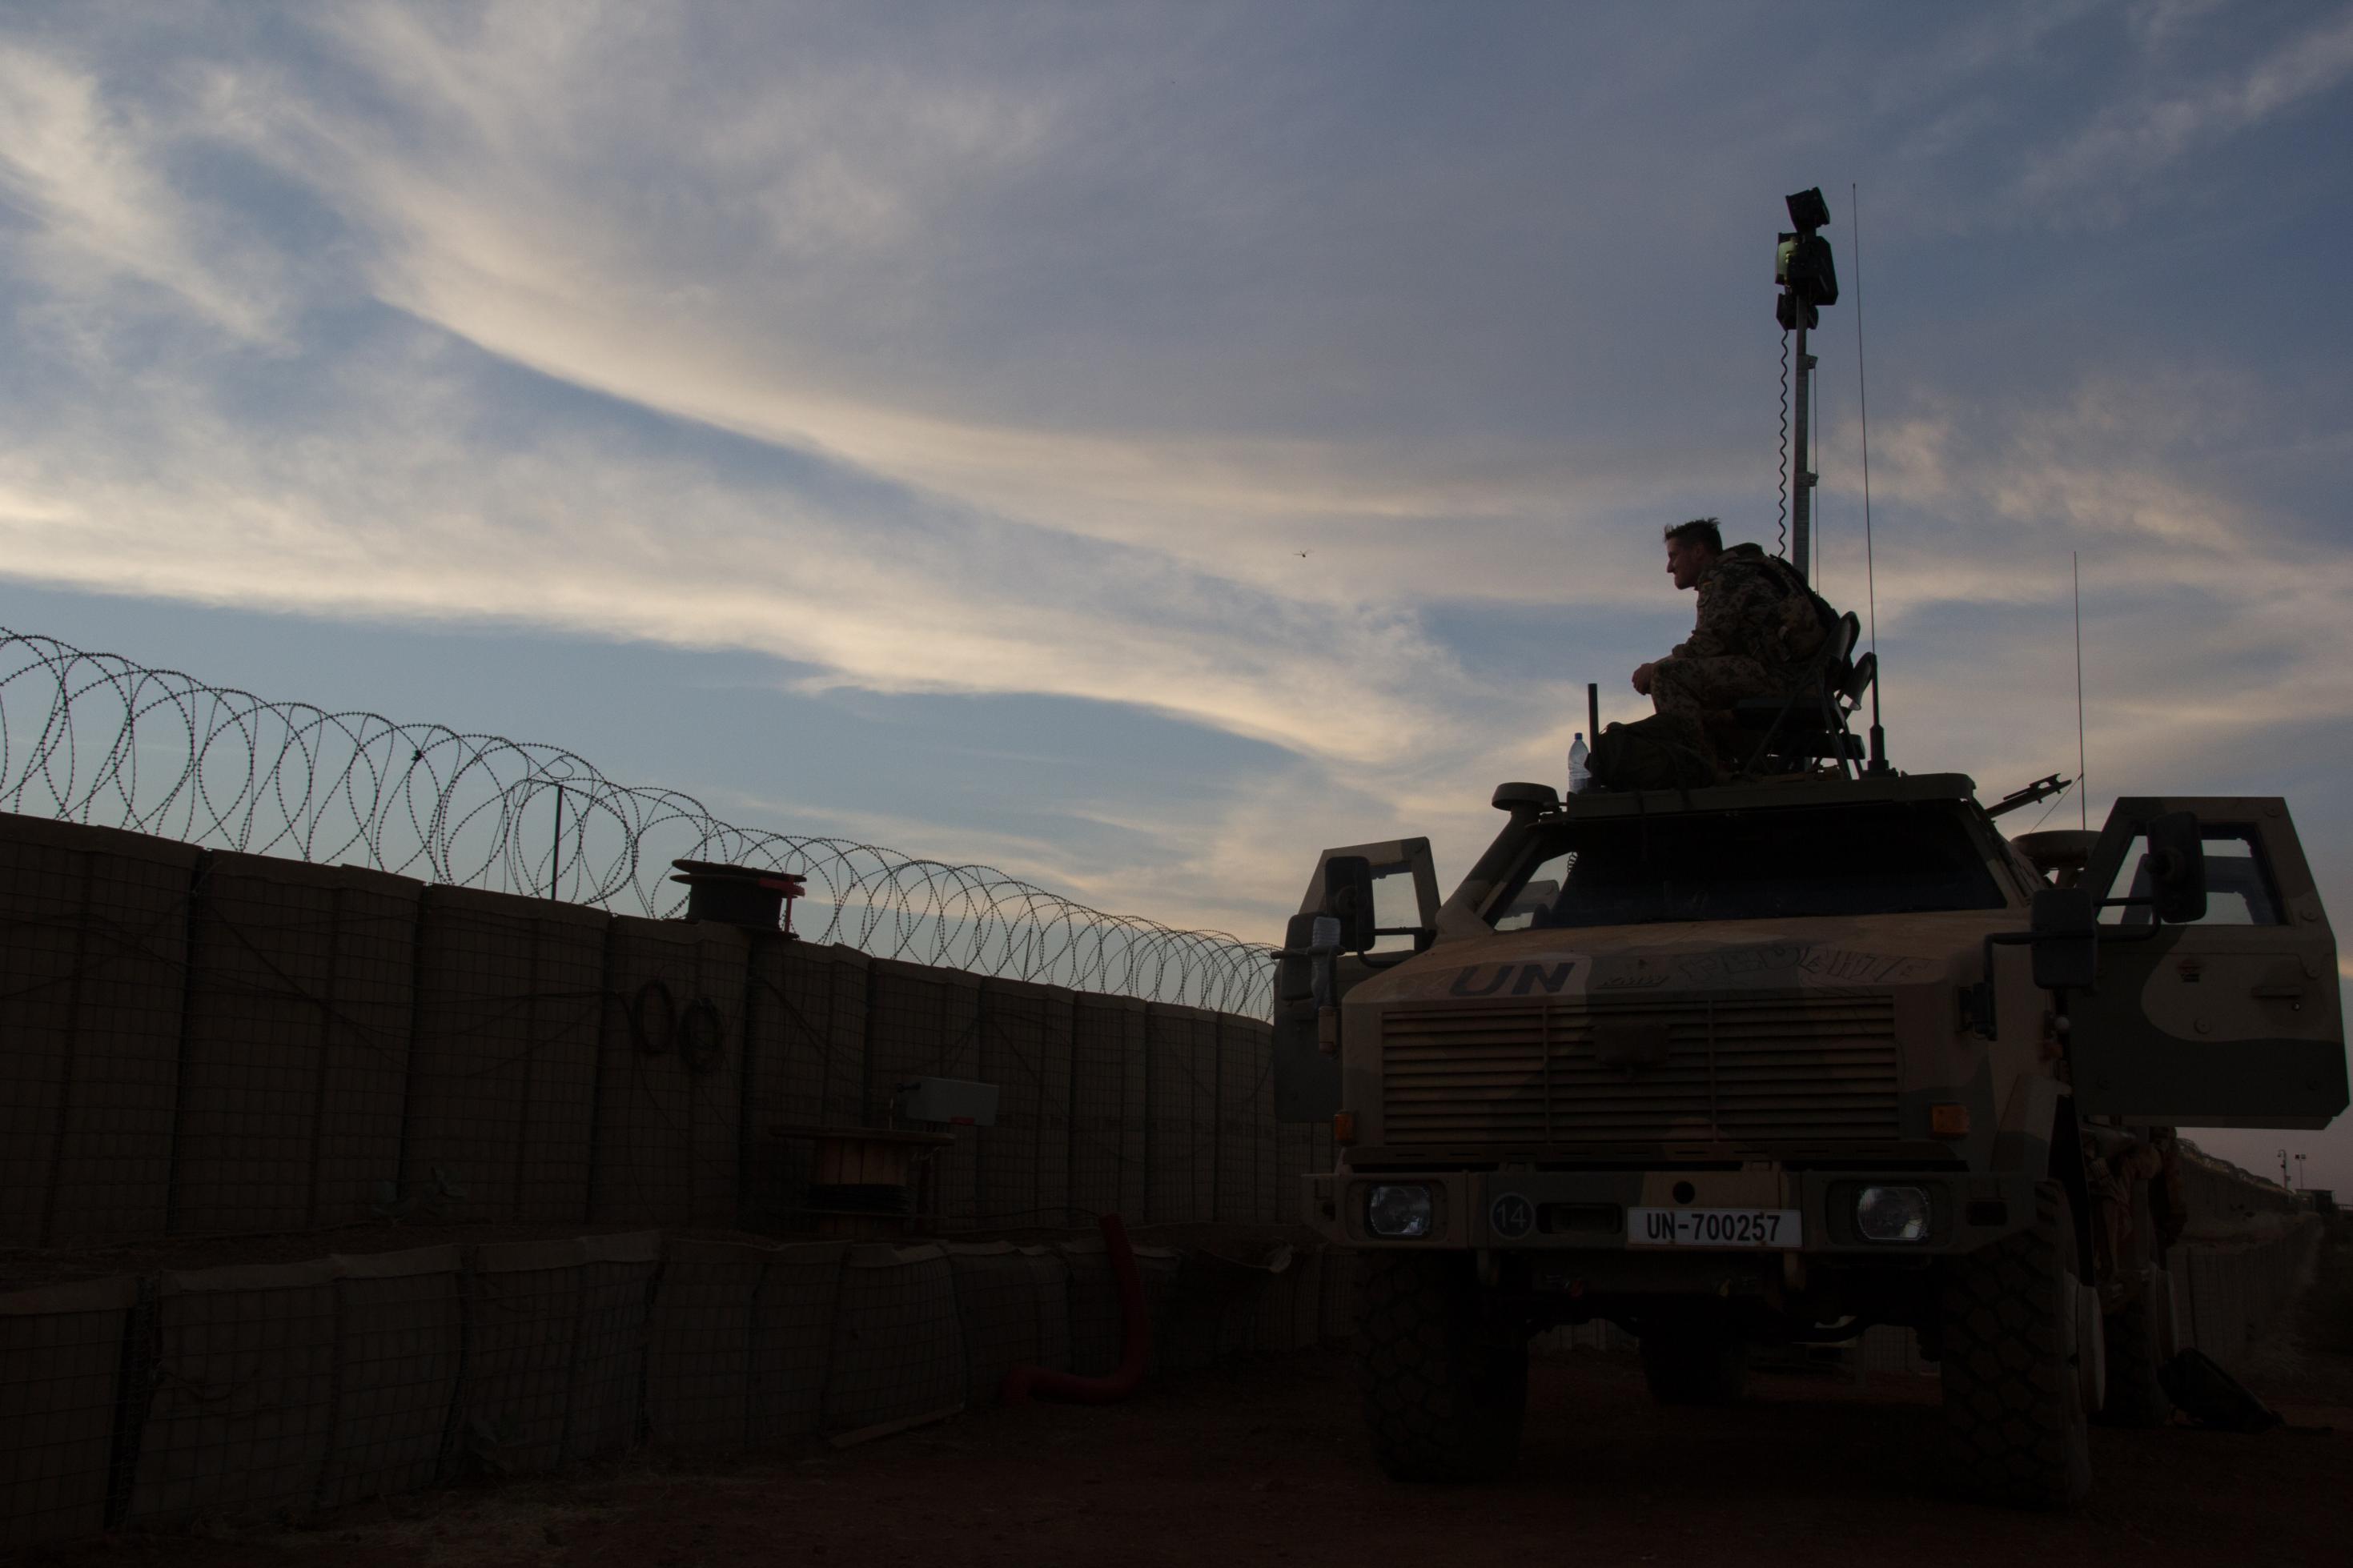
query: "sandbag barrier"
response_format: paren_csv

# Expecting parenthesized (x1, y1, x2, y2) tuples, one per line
(0, 810, 1311, 1251)
(0, 1230, 1358, 1549)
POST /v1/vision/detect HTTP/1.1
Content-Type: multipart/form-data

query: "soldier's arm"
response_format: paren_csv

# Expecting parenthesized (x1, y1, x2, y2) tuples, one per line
(1669, 579, 1737, 661)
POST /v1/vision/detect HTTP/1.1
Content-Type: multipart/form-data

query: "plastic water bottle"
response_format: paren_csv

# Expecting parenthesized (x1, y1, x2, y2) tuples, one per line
(1568, 732, 1590, 794)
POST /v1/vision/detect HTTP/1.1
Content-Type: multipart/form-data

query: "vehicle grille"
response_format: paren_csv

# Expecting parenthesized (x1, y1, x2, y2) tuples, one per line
(1379, 992, 1900, 1147)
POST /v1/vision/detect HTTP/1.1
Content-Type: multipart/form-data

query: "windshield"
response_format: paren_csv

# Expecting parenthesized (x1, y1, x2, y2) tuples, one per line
(1489, 802, 2008, 929)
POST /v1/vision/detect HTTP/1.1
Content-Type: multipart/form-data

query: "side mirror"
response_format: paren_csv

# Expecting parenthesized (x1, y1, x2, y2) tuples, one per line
(2144, 811, 2208, 924)
(1275, 912, 1321, 1004)
(2030, 886, 2099, 992)
(1323, 856, 1376, 953)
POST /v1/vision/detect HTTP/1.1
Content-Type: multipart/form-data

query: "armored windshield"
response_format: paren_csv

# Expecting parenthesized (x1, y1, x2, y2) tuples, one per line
(1489, 801, 2007, 929)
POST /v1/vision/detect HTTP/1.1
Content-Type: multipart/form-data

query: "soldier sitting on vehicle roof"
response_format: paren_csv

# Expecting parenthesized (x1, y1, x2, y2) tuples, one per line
(1631, 517, 1829, 768)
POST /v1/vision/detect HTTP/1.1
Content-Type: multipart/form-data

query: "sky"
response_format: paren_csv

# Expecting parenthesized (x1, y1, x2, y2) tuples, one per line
(2, 0, 2349, 1186)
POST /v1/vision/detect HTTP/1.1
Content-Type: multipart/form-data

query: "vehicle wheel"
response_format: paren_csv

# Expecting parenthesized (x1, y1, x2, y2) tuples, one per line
(1937, 1180, 2094, 1508)
(1640, 1325, 1749, 1405)
(1355, 1252, 1528, 1482)
(2096, 1265, 2174, 1429)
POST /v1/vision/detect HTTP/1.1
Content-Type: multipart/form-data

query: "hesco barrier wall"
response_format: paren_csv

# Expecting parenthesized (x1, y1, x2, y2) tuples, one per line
(2163, 1143, 2327, 1378)
(0, 1227, 1350, 1548)
(2, 806, 2335, 1544)
(0, 810, 1312, 1250)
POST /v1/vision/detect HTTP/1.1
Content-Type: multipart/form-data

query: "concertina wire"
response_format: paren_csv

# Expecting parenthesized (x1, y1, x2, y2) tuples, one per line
(0, 625, 1274, 1017)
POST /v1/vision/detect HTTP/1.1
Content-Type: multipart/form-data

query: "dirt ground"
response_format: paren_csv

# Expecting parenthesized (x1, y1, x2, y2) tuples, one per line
(26, 1225, 2352, 1568)
(26, 1344, 2351, 1568)
(0, 1220, 1307, 1293)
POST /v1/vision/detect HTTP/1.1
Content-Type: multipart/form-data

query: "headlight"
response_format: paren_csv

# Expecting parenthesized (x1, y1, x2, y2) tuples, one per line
(1856, 1185, 1931, 1243)
(1367, 1184, 1435, 1238)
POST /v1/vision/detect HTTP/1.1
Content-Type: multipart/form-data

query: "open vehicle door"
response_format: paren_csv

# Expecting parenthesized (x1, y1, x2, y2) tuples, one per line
(2072, 797, 2347, 1129)
(1271, 837, 1440, 1121)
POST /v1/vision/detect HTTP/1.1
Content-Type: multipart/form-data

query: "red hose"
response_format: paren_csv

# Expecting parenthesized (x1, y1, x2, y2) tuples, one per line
(1001, 1213, 1150, 1406)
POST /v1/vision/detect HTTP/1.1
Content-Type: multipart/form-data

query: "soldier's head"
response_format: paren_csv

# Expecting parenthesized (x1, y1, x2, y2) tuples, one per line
(1662, 517, 1722, 590)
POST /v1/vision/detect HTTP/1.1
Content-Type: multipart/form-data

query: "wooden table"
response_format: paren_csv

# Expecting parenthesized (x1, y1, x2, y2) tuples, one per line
(770, 1124, 955, 1239)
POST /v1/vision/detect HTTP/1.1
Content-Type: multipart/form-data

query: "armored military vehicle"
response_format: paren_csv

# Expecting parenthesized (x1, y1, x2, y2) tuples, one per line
(1273, 770, 2345, 1506)
(1274, 186, 2345, 1505)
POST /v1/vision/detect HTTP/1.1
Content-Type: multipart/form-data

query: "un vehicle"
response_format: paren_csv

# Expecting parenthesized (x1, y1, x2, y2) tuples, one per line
(1275, 773, 2347, 1506)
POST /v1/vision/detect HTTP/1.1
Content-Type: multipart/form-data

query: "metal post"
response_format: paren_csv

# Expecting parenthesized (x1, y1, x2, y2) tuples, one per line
(1790, 323, 1814, 582)
(550, 784, 563, 901)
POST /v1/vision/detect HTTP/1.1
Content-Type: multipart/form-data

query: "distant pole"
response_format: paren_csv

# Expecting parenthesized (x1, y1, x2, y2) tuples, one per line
(2074, 553, 2087, 832)
(2279, 1147, 2291, 1186)
(550, 784, 564, 900)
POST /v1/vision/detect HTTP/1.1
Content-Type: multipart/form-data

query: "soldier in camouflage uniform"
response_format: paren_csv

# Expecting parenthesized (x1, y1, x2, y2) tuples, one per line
(1632, 518, 1828, 768)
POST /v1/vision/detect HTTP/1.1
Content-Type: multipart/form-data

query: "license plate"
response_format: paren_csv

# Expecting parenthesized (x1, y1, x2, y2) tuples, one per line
(1627, 1207, 1803, 1249)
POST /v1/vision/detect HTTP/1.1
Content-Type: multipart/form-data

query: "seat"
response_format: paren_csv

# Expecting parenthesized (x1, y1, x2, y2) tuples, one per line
(1729, 612, 1874, 777)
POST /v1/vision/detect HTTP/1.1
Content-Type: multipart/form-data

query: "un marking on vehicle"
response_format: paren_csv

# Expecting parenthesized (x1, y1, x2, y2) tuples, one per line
(1628, 1206, 1804, 1249)
(1449, 961, 1577, 998)
(1489, 1193, 1536, 1239)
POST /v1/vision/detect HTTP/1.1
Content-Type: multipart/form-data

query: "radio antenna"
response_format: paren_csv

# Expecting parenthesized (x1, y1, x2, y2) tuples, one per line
(1851, 183, 1889, 774)
(2074, 551, 2087, 830)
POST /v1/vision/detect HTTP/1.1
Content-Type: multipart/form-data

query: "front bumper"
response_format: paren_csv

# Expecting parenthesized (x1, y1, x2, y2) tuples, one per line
(1303, 1166, 2036, 1257)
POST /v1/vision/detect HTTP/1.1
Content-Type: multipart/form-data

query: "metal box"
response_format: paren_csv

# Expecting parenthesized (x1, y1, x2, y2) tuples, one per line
(894, 1077, 999, 1127)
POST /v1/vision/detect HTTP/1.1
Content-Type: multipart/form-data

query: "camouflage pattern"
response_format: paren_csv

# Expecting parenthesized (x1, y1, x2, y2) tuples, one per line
(1649, 543, 1828, 763)
(1648, 653, 1776, 732)
(2086, 1125, 2178, 1309)
(1291, 772, 2343, 1265)
(1660, 542, 1825, 684)
(1281, 746, 2341, 1501)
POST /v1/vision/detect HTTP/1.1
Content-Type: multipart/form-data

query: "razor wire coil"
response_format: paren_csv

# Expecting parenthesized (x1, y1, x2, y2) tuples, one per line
(0, 625, 1274, 1017)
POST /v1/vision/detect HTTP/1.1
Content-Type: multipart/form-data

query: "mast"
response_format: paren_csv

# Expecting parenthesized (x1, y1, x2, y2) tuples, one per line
(1775, 188, 1837, 583)
(1792, 322, 1814, 579)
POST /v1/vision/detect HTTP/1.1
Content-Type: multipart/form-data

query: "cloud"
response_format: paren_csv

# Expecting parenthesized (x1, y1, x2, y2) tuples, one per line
(0, 331, 1501, 774)
(2, 0, 2352, 956)
(0, 42, 285, 343)
(2018, 6, 2353, 211)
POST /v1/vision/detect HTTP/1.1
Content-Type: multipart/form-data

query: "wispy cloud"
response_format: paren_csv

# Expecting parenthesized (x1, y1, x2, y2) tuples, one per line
(2018, 4, 2353, 211)
(0, 332, 1497, 772)
(2, 0, 2351, 956)
(0, 42, 285, 342)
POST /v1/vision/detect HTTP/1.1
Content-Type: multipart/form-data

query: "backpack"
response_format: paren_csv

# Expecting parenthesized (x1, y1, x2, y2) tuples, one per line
(1588, 713, 1719, 792)
(1749, 551, 1840, 668)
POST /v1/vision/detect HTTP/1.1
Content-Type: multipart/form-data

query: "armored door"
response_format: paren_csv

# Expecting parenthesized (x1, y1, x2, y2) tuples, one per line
(1271, 837, 1440, 1121)
(2070, 797, 2347, 1129)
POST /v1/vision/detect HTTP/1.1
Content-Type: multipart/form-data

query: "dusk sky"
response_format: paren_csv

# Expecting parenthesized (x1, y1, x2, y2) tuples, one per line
(2, 1, 2349, 1185)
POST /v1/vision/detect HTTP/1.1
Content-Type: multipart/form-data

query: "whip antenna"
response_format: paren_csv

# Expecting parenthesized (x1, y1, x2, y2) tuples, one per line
(1851, 183, 1889, 774)
(2074, 551, 2088, 831)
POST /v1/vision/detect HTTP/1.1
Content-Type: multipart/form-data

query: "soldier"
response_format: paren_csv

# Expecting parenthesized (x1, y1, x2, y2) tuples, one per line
(1631, 518, 1829, 768)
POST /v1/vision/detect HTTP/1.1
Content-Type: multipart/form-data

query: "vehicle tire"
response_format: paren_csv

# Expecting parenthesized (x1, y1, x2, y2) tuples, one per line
(1355, 1252, 1528, 1482)
(1937, 1180, 2093, 1509)
(1639, 1325, 1749, 1405)
(2096, 1265, 2174, 1429)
